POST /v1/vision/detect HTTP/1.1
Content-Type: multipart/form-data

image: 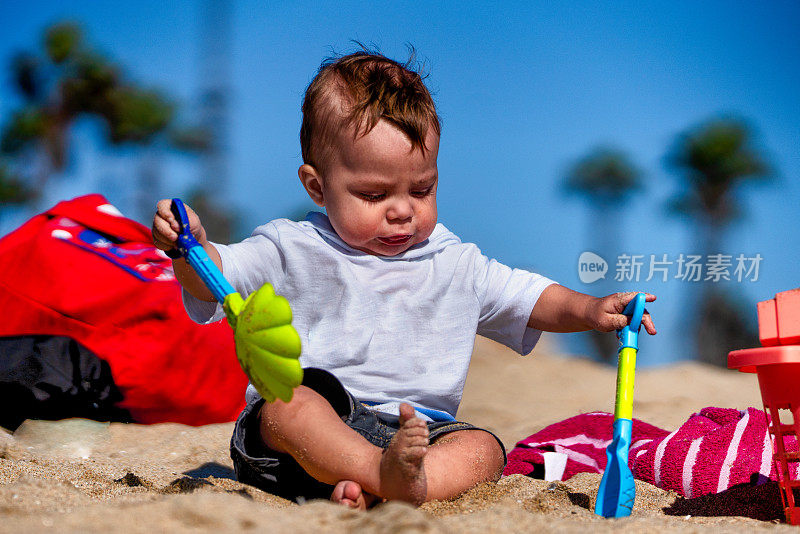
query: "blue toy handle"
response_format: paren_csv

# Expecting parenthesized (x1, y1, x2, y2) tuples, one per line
(167, 198, 237, 303)
(617, 293, 646, 350)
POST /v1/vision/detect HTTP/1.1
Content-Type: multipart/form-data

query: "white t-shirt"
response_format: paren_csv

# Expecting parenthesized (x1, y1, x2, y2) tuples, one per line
(184, 212, 556, 419)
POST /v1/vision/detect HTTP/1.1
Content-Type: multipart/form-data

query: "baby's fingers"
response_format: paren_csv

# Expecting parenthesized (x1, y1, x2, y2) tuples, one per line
(152, 219, 178, 251)
(155, 199, 181, 233)
(641, 311, 657, 335)
(152, 200, 180, 249)
(606, 313, 630, 331)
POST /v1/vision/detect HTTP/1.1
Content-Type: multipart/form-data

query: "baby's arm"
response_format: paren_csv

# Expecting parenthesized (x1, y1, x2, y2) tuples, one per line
(528, 285, 657, 335)
(151, 199, 220, 302)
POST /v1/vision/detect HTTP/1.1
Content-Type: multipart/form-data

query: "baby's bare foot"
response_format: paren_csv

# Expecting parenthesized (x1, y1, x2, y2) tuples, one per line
(379, 403, 429, 505)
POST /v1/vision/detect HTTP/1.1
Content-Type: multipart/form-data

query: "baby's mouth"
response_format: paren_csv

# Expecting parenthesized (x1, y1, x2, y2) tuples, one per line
(377, 235, 413, 246)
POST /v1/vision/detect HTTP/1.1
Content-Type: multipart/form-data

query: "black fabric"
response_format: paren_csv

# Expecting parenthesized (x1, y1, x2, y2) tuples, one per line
(0, 335, 131, 431)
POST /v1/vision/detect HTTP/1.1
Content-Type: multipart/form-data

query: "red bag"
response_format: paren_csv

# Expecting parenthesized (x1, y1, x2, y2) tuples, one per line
(0, 194, 246, 424)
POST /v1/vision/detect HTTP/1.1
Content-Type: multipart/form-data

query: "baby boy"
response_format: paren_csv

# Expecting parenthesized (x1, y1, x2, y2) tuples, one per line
(152, 50, 656, 509)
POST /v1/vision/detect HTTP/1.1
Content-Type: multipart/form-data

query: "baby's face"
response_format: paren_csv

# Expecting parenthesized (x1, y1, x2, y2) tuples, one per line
(316, 120, 439, 256)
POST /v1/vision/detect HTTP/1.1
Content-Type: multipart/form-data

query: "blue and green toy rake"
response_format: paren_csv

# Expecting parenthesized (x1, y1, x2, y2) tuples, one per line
(595, 292, 647, 518)
(168, 198, 303, 403)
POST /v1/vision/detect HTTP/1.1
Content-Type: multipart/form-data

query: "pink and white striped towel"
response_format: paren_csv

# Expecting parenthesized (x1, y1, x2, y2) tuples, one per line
(504, 407, 787, 498)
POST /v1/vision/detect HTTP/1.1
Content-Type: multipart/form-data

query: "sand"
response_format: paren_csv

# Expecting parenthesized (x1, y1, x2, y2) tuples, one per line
(1, 335, 793, 533)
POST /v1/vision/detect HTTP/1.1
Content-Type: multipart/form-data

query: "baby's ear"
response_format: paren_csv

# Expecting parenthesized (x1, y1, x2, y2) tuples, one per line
(298, 164, 325, 207)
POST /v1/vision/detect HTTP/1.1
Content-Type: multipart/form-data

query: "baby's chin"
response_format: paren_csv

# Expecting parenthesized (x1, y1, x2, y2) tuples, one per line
(347, 238, 416, 257)
(357, 244, 411, 257)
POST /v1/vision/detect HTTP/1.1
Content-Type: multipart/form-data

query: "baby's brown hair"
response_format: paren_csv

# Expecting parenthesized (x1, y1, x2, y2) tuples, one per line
(300, 48, 441, 172)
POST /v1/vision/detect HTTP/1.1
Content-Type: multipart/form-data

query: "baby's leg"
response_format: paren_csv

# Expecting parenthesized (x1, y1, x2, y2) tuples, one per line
(259, 385, 382, 492)
(261, 390, 502, 505)
(259, 387, 428, 505)
(422, 427, 506, 501)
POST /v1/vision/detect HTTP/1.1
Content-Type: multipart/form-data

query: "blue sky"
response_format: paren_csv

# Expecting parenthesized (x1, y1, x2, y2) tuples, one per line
(2, 1, 798, 365)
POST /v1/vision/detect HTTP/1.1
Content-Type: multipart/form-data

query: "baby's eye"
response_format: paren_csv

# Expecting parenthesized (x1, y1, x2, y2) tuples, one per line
(359, 192, 385, 202)
(411, 186, 434, 198)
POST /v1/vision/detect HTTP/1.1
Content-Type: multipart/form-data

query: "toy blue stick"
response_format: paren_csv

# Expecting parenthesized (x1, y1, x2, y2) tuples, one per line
(595, 292, 646, 518)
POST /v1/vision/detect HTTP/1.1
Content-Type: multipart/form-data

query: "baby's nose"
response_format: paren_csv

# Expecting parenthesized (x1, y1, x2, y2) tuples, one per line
(386, 199, 413, 222)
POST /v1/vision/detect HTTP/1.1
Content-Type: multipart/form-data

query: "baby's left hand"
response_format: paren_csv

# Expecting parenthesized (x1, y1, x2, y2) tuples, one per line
(590, 292, 657, 335)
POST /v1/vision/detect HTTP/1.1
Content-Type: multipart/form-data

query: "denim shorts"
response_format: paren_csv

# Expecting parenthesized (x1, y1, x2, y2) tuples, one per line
(230, 368, 506, 503)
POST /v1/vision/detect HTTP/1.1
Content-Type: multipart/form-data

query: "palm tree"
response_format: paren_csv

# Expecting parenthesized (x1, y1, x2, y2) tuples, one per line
(666, 117, 770, 365)
(0, 23, 173, 213)
(565, 147, 642, 361)
(566, 148, 642, 253)
(666, 118, 770, 256)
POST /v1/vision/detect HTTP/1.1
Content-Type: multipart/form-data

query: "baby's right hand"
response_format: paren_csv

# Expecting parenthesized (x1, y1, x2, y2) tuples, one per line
(152, 199, 207, 255)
